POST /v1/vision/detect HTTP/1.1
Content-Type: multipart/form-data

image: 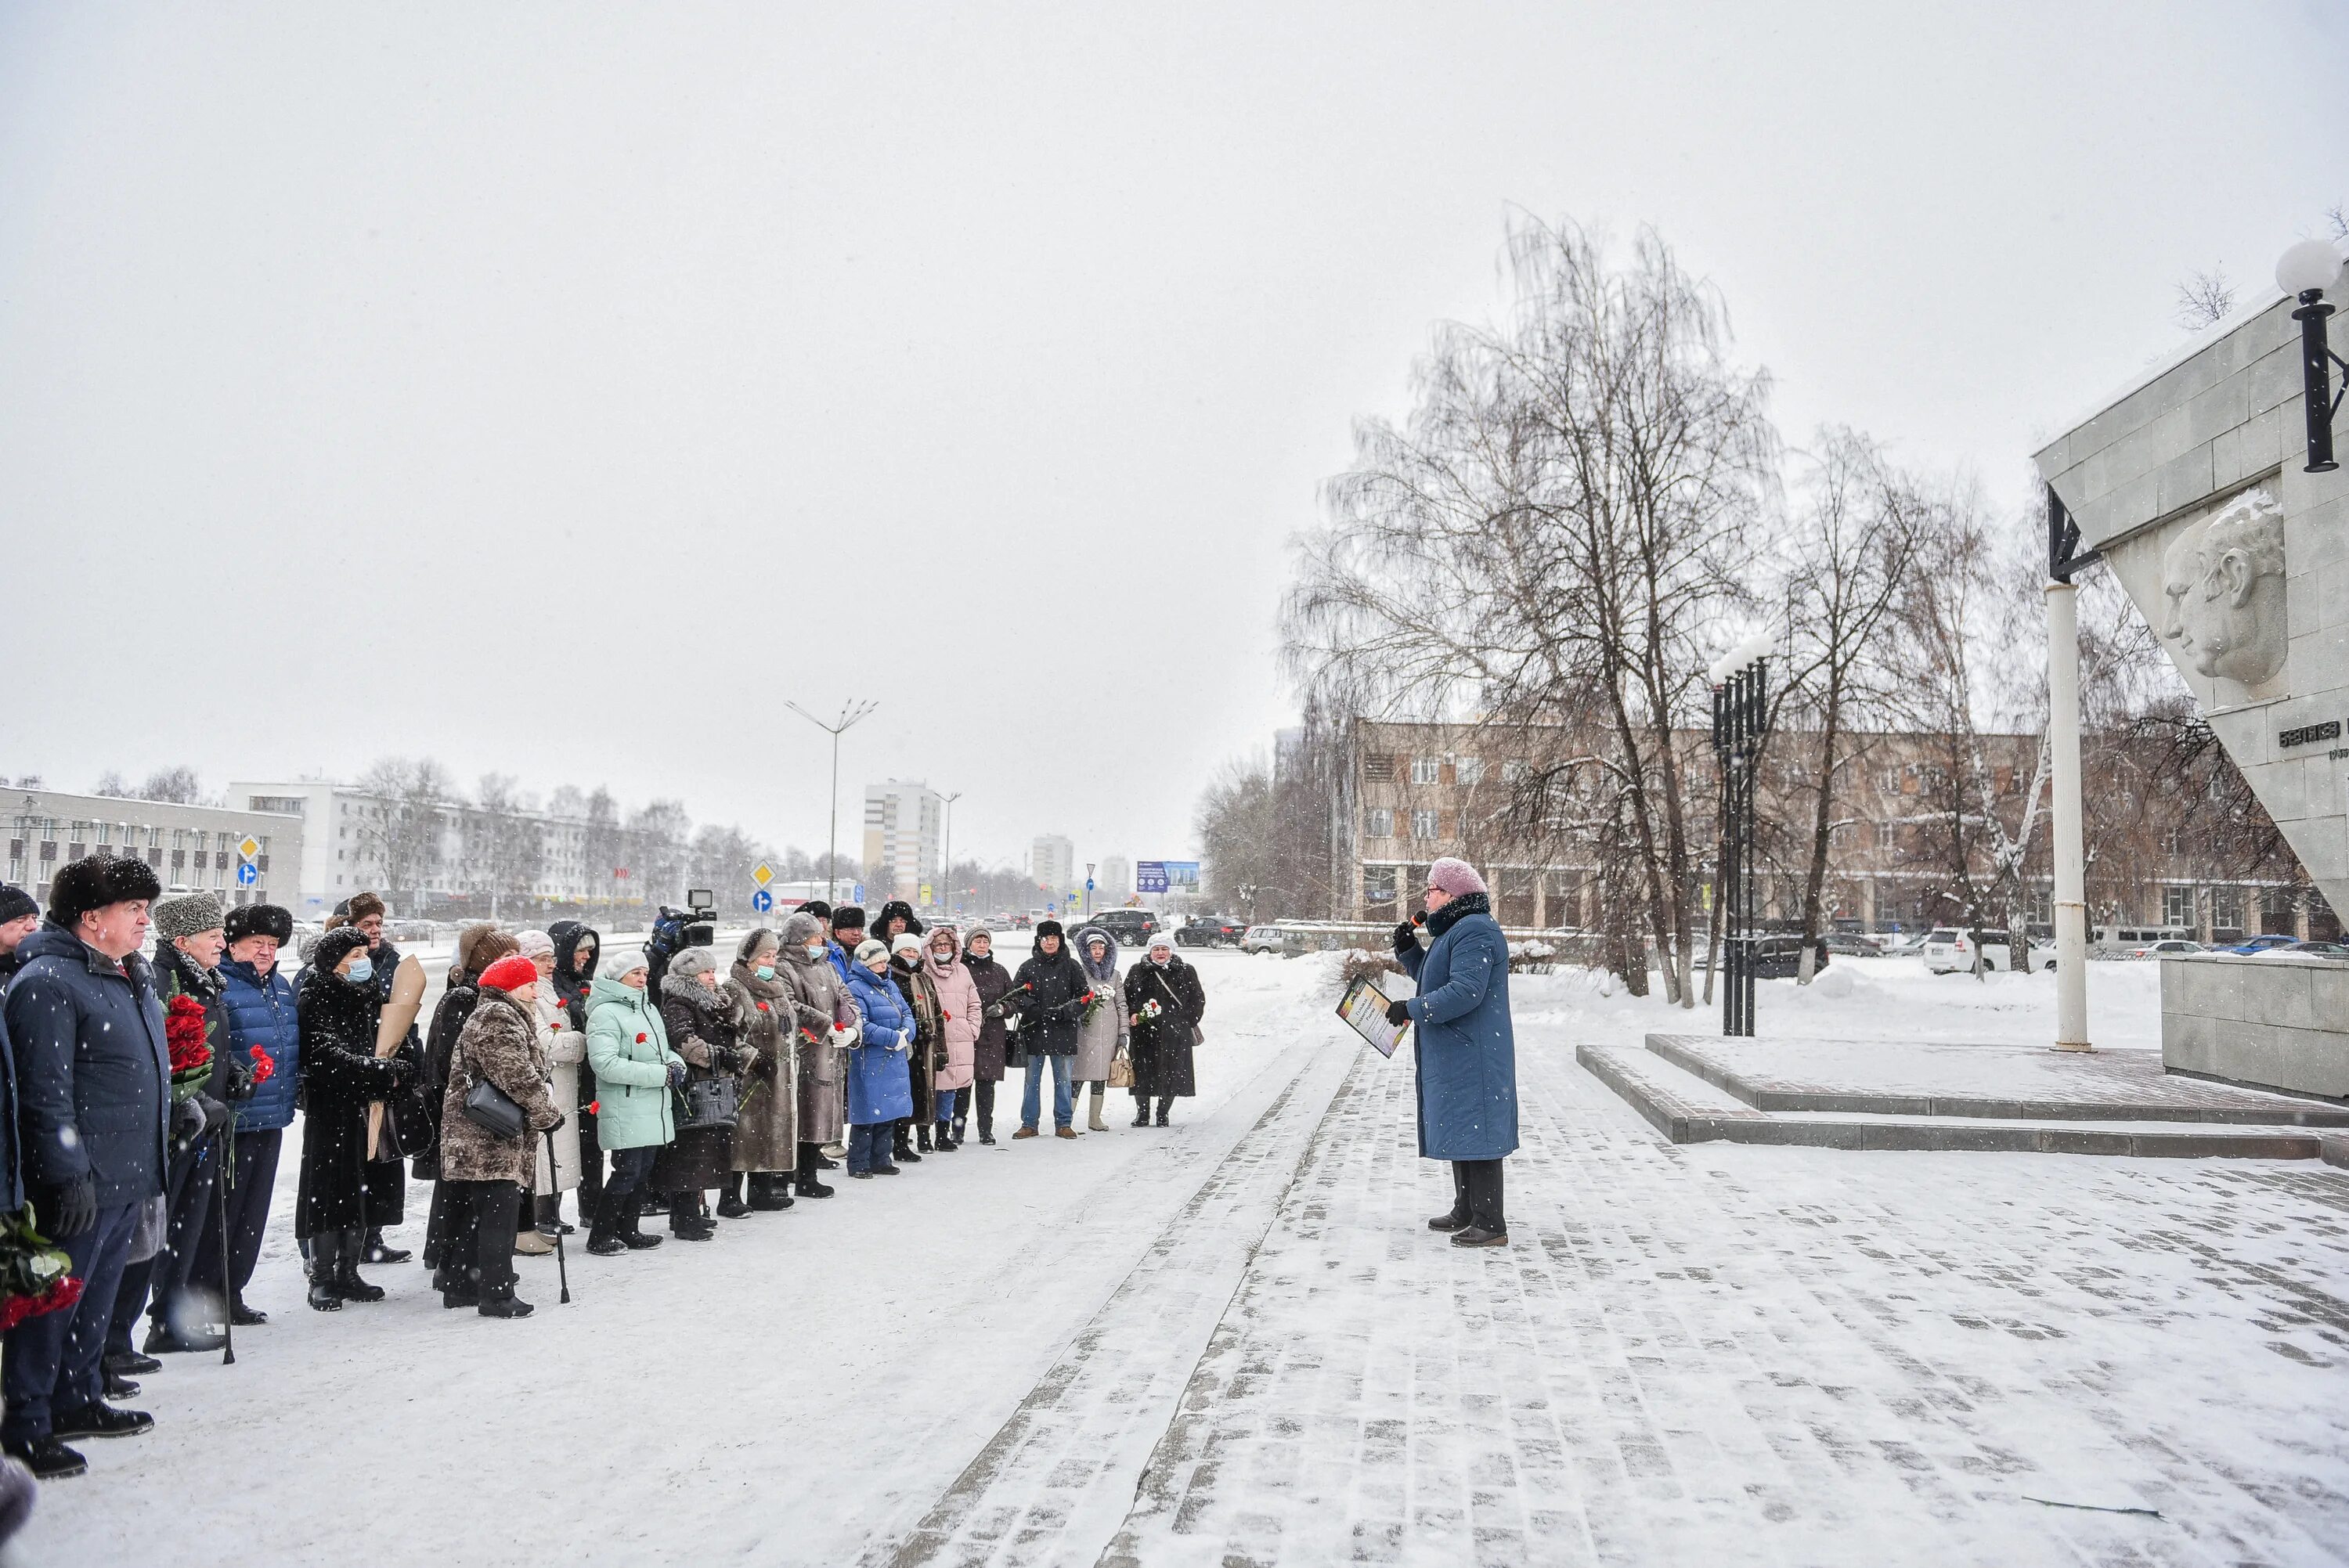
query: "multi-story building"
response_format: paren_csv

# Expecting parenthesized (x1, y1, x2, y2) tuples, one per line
(1320, 717, 2330, 941)
(1029, 834, 1077, 903)
(862, 780, 944, 901)
(1098, 854, 1133, 904)
(4, 788, 303, 910)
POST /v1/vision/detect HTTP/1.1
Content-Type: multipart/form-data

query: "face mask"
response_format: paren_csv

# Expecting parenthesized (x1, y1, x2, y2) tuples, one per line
(803, 945, 824, 961)
(347, 957, 373, 984)
(754, 964, 776, 981)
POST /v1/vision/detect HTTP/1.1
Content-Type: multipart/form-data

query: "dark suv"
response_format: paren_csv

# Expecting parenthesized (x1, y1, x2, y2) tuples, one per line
(1174, 914, 1245, 948)
(1085, 909, 1159, 948)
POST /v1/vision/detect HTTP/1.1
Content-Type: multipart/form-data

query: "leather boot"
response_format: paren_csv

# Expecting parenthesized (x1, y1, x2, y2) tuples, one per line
(915, 1123, 933, 1153)
(746, 1173, 792, 1210)
(796, 1160, 835, 1199)
(669, 1195, 713, 1240)
(621, 1194, 662, 1250)
(536, 1195, 572, 1236)
(334, 1227, 385, 1303)
(717, 1173, 749, 1219)
(586, 1188, 626, 1256)
(306, 1231, 343, 1311)
(1155, 1101, 1171, 1127)
(1088, 1087, 1108, 1132)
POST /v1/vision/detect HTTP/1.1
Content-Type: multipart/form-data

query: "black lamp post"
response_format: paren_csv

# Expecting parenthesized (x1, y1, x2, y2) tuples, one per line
(2278, 239, 2347, 474)
(1710, 643, 1769, 1037)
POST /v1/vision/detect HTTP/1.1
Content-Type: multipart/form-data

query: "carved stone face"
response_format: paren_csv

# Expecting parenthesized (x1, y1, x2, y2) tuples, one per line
(2160, 494, 2288, 687)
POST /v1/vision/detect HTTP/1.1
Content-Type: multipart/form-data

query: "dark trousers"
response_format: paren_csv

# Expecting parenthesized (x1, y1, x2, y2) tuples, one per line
(5, 1200, 139, 1442)
(192, 1127, 282, 1302)
(846, 1122, 893, 1174)
(106, 1256, 153, 1361)
(604, 1144, 655, 1197)
(575, 1095, 604, 1221)
(973, 1080, 997, 1135)
(446, 1179, 521, 1303)
(1450, 1159, 1506, 1232)
(145, 1134, 219, 1335)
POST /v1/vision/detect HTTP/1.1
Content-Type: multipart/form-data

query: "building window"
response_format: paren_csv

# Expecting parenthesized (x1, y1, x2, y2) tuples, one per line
(1411, 809, 1439, 840)
(1362, 754, 1396, 783)
(1366, 809, 1394, 838)
(1362, 864, 1398, 908)
(1456, 756, 1484, 787)
(1500, 759, 1527, 783)
(1409, 755, 1441, 785)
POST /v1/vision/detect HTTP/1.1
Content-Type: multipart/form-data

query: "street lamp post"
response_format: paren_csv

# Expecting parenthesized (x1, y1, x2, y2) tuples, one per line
(939, 790, 962, 917)
(785, 698, 879, 907)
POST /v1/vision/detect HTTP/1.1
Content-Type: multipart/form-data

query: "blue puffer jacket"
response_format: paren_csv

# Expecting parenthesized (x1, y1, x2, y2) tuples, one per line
(218, 957, 300, 1131)
(1396, 893, 1519, 1162)
(841, 960, 913, 1126)
(2, 923, 171, 1207)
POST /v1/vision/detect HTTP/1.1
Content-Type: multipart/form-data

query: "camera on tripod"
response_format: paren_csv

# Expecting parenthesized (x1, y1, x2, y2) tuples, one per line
(646, 891, 720, 991)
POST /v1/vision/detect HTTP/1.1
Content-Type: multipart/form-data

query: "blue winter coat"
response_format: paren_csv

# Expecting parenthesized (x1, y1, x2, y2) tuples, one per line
(218, 957, 300, 1131)
(1397, 902, 1518, 1162)
(2, 923, 171, 1208)
(840, 961, 913, 1126)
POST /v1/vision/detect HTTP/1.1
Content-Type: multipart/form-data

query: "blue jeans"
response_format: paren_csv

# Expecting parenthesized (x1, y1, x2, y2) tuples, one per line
(5, 1199, 140, 1442)
(1021, 1054, 1073, 1130)
(846, 1122, 895, 1174)
(936, 1087, 962, 1134)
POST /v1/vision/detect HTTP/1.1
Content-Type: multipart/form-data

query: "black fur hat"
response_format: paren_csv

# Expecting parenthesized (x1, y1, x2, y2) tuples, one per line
(45, 855, 164, 929)
(312, 927, 371, 976)
(803, 899, 832, 923)
(1034, 918, 1064, 941)
(830, 905, 867, 933)
(226, 903, 294, 944)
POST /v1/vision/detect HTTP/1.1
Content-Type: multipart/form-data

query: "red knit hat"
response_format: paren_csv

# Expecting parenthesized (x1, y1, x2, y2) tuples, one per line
(479, 953, 541, 994)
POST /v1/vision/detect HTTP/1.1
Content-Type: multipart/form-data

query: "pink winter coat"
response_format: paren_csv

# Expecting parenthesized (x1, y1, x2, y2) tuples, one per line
(926, 951, 981, 1092)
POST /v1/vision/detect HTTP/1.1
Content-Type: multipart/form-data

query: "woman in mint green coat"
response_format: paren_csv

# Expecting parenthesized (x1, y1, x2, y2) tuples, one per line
(583, 946, 683, 1255)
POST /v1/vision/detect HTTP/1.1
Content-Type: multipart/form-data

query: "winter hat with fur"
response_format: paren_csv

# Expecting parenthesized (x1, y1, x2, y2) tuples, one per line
(889, 932, 925, 959)
(478, 953, 540, 994)
(853, 938, 889, 964)
(341, 892, 387, 925)
(1426, 857, 1488, 899)
(669, 946, 716, 980)
(780, 912, 825, 950)
(226, 903, 293, 944)
(830, 905, 867, 935)
(45, 855, 163, 928)
(0, 885, 35, 925)
(151, 890, 226, 940)
(514, 929, 555, 960)
(1034, 918, 1064, 942)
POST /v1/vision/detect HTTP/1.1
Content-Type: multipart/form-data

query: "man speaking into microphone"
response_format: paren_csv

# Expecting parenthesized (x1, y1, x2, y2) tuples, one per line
(1387, 858, 1517, 1248)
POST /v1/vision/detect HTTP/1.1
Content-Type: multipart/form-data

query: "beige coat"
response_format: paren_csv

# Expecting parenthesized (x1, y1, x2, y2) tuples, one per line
(726, 962, 799, 1172)
(532, 984, 584, 1195)
(781, 946, 850, 1145)
(438, 987, 564, 1186)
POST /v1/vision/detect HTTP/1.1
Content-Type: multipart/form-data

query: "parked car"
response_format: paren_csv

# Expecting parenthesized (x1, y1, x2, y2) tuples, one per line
(1922, 928, 2058, 974)
(1240, 924, 1305, 957)
(1749, 935, 1831, 979)
(2215, 933, 2300, 956)
(1821, 932, 1881, 957)
(2093, 924, 2196, 958)
(1174, 914, 1247, 948)
(1086, 908, 1159, 946)
(2133, 939, 2204, 958)
(1010, 913, 1032, 929)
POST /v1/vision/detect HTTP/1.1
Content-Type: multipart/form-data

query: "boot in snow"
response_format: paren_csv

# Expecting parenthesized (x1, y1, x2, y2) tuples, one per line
(717, 1173, 749, 1219)
(1088, 1089, 1109, 1133)
(306, 1232, 343, 1312)
(334, 1228, 385, 1302)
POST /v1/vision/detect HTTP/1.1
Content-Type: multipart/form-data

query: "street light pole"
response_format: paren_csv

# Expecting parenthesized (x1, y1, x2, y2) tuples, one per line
(939, 790, 962, 917)
(786, 698, 879, 907)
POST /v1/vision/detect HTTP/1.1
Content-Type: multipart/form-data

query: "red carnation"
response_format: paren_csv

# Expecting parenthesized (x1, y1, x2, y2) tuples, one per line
(636, 1033, 648, 1044)
(164, 995, 212, 1076)
(589, 1100, 601, 1115)
(0, 1274, 83, 1334)
(247, 1045, 276, 1085)
(756, 1000, 770, 1012)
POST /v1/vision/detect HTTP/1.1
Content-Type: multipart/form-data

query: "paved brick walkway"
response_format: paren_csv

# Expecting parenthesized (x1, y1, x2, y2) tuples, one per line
(1097, 1034, 2349, 1566)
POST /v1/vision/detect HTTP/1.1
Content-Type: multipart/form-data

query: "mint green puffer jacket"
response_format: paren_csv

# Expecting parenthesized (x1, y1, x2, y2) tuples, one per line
(585, 975, 684, 1152)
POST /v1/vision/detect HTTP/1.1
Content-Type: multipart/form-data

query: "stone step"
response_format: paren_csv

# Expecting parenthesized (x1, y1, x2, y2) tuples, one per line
(1580, 1042, 2329, 1159)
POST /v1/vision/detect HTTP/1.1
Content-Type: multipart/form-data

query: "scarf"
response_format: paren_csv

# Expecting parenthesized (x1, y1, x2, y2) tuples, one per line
(1424, 889, 1491, 939)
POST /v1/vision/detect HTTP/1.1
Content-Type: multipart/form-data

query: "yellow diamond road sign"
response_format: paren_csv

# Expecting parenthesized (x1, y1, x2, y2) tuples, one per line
(752, 862, 774, 889)
(237, 836, 260, 861)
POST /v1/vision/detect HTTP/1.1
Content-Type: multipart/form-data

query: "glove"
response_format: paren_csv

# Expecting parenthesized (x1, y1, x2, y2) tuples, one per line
(983, 1002, 1004, 1020)
(1393, 921, 1418, 954)
(44, 1177, 96, 1239)
(172, 1096, 213, 1142)
(1385, 999, 1413, 1027)
(667, 1061, 687, 1089)
(218, 1058, 255, 1102)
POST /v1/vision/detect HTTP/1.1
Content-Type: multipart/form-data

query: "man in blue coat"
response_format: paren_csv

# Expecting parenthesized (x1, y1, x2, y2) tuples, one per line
(1, 856, 171, 1477)
(193, 902, 298, 1326)
(1390, 857, 1517, 1248)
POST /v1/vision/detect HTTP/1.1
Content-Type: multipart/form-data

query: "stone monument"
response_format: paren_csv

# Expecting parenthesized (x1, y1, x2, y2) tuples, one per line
(2036, 273, 2349, 1098)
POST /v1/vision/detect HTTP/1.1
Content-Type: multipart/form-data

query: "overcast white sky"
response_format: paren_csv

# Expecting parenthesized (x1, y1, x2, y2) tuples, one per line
(1, 2, 2339, 877)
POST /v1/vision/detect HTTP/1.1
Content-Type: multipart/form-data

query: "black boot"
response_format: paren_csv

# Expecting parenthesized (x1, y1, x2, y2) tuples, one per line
(363, 1227, 411, 1265)
(717, 1173, 749, 1219)
(1131, 1097, 1149, 1127)
(669, 1195, 713, 1240)
(621, 1195, 662, 1250)
(894, 1124, 922, 1163)
(1155, 1100, 1170, 1127)
(915, 1123, 933, 1153)
(952, 1116, 969, 1148)
(586, 1187, 627, 1256)
(796, 1162, 835, 1200)
(334, 1227, 385, 1303)
(306, 1232, 343, 1312)
(536, 1195, 573, 1236)
(746, 1173, 792, 1210)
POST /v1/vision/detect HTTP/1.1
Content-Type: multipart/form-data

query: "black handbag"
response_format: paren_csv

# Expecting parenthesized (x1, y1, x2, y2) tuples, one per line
(677, 1073, 740, 1132)
(461, 1074, 527, 1140)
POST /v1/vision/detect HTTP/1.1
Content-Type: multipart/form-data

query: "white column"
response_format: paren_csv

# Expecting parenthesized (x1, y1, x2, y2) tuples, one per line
(2047, 580, 2091, 1051)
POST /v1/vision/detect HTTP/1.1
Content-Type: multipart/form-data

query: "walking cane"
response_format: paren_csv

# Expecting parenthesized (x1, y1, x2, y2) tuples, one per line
(543, 1126, 570, 1304)
(215, 1112, 236, 1366)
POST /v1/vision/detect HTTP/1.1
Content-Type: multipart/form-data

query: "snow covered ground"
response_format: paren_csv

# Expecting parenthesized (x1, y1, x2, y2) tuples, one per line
(20, 950, 2349, 1566)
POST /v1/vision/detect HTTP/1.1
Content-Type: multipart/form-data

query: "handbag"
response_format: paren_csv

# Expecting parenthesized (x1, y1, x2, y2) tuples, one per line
(677, 1073, 741, 1132)
(461, 1074, 526, 1140)
(381, 1076, 437, 1158)
(1107, 1051, 1134, 1090)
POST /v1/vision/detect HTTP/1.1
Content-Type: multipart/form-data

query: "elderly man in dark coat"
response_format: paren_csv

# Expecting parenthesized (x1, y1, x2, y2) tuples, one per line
(0, 856, 172, 1478)
(1390, 857, 1518, 1249)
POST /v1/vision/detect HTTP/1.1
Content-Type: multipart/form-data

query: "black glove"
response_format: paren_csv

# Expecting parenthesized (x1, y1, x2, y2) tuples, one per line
(983, 1002, 1005, 1020)
(173, 1096, 216, 1142)
(543, 1113, 567, 1133)
(667, 1061, 687, 1089)
(1392, 921, 1418, 954)
(218, 1057, 255, 1102)
(1385, 999, 1413, 1027)
(44, 1177, 96, 1239)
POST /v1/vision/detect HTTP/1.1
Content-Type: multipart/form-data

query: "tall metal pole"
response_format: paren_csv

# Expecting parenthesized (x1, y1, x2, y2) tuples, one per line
(940, 790, 962, 916)
(2047, 580, 2091, 1051)
(786, 699, 878, 910)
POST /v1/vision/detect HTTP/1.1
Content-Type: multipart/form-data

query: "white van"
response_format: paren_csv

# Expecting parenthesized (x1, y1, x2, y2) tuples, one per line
(2091, 925, 2194, 959)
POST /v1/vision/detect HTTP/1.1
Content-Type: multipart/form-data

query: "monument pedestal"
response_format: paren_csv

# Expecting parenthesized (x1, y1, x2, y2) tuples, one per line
(2162, 952, 2349, 1101)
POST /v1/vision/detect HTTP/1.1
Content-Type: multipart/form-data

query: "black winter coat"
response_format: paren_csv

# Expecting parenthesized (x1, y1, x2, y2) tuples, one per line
(2, 925, 169, 1212)
(1124, 956, 1204, 1098)
(964, 952, 1015, 1081)
(648, 979, 739, 1192)
(294, 964, 407, 1237)
(1009, 946, 1092, 1058)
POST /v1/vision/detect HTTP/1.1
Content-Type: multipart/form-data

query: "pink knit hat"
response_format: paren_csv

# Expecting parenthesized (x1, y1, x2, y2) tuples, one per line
(1426, 858, 1487, 898)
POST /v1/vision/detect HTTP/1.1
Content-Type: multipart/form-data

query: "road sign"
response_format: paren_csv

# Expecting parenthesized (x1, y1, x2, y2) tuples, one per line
(236, 836, 260, 861)
(752, 862, 774, 889)
(852, 882, 865, 904)
(919, 883, 933, 905)
(1085, 878, 1095, 892)
(236, 862, 258, 887)
(751, 889, 774, 913)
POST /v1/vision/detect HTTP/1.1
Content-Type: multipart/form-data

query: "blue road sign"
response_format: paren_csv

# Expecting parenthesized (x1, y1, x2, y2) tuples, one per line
(1085, 878, 1095, 892)
(751, 889, 774, 913)
(236, 862, 258, 887)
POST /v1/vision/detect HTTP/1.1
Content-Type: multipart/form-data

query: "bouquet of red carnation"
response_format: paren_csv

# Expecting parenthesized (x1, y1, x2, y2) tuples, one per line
(164, 993, 214, 1102)
(0, 1209, 81, 1333)
(247, 1044, 276, 1086)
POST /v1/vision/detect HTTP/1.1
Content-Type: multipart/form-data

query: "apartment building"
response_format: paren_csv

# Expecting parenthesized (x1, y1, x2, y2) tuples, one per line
(1029, 834, 1077, 902)
(231, 779, 607, 913)
(863, 780, 944, 899)
(3, 788, 303, 910)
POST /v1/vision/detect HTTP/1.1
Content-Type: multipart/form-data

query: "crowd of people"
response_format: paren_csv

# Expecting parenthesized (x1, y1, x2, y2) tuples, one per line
(0, 863, 1212, 1487)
